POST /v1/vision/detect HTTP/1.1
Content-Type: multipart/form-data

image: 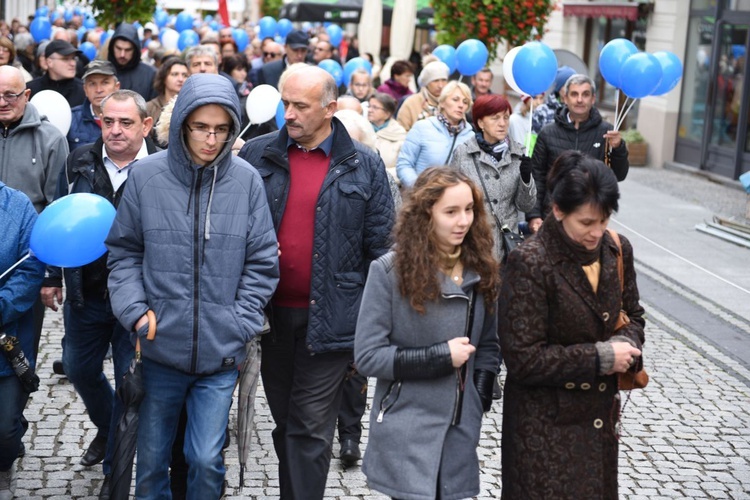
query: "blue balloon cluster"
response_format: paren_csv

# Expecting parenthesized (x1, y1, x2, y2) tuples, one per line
(599, 38, 683, 98)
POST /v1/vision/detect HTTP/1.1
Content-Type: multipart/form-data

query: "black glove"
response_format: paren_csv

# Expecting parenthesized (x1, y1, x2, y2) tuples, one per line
(519, 155, 532, 184)
(473, 369, 496, 413)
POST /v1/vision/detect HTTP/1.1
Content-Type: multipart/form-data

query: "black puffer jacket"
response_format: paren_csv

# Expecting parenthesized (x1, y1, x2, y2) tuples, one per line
(239, 118, 395, 353)
(528, 106, 628, 220)
(108, 23, 157, 101)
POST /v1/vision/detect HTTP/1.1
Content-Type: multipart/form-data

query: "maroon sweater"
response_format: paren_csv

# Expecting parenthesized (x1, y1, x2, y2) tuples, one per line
(273, 146, 330, 308)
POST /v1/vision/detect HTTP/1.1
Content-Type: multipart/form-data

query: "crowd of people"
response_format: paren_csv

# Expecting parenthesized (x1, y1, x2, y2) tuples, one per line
(0, 13, 646, 500)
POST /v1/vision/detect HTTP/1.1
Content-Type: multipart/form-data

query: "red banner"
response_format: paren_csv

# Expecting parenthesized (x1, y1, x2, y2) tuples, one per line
(218, 0, 230, 27)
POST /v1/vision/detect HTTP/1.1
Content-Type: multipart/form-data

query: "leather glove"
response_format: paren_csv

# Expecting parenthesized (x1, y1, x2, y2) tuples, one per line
(473, 369, 496, 413)
(519, 155, 532, 184)
(393, 342, 454, 380)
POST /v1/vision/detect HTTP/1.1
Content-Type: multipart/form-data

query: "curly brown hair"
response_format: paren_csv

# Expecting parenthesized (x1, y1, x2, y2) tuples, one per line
(394, 167, 500, 313)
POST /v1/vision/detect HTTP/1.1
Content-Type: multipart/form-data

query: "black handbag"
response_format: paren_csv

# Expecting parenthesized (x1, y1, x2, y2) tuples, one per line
(472, 159, 524, 262)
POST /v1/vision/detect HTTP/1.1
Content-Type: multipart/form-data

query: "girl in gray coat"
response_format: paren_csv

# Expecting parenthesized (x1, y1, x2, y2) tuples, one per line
(355, 167, 500, 500)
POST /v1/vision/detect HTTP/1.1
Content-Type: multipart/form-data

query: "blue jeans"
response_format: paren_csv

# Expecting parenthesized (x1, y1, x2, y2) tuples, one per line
(62, 296, 133, 475)
(0, 375, 29, 471)
(135, 358, 237, 500)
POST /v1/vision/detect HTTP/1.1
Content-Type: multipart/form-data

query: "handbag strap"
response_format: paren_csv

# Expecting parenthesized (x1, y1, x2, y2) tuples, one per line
(607, 228, 624, 293)
(471, 157, 506, 231)
(444, 133, 459, 164)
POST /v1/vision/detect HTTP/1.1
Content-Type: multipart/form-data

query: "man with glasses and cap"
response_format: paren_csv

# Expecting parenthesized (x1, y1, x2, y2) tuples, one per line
(259, 29, 310, 89)
(26, 39, 85, 107)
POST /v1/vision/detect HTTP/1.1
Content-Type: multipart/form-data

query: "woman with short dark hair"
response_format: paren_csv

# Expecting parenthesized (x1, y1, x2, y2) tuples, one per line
(499, 151, 645, 499)
(368, 92, 406, 178)
(376, 59, 413, 102)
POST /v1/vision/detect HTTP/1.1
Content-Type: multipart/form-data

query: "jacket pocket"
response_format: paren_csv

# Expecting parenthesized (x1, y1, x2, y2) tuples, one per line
(331, 272, 364, 336)
(336, 181, 370, 230)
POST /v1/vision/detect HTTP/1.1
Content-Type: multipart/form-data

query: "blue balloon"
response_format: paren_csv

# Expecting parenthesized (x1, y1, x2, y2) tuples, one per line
(175, 12, 194, 33)
(277, 18, 293, 37)
(275, 35, 285, 45)
(30, 193, 116, 268)
(80, 42, 97, 61)
(76, 26, 86, 42)
(326, 24, 343, 48)
(83, 16, 97, 29)
(35, 6, 49, 18)
(233, 28, 249, 52)
(204, 14, 214, 23)
(64, 10, 74, 22)
(598, 38, 638, 89)
(455, 39, 489, 76)
(30, 17, 52, 42)
(259, 16, 278, 39)
(619, 52, 663, 99)
(177, 30, 200, 51)
(209, 21, 220, 31)
(74, 7, 84, 16)
(276, 100, 285, 130)
(432, 45, 457, 74)
(50, 11, 61, 22)
(343, 57, 372, 86)
(512, 42, 558, 95)
(133, 21, 142, 29)
(154, 10, 169, 28)
(319, 59, 344, 86)
(100, 30, 113, 47)
(651, 51, 683, 96)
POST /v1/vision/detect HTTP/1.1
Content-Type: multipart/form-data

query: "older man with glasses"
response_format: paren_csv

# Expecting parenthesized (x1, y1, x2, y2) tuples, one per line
(26, 39, 85, 107)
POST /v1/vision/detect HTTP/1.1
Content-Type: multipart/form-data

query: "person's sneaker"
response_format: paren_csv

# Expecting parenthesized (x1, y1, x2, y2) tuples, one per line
(0, 462, 17, 500)
(98, 474, 111, 500)
(339, 439, 361, 468)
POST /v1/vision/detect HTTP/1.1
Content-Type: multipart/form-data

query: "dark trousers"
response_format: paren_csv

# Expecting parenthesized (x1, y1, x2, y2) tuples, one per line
(0, 376, 29, 471)
(261, 306, 351, 500)
(337, 361, 367, 443)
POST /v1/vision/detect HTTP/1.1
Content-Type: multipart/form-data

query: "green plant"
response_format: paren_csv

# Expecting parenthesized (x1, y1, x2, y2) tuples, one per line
(433, 0, 555, 62)
(262, 0, 283, 18)
(621, 128, 645, 144)
(90, 0, 157, 29)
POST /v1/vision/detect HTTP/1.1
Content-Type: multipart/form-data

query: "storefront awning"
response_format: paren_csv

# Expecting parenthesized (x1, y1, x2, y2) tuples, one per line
(562, 1, 641, 22)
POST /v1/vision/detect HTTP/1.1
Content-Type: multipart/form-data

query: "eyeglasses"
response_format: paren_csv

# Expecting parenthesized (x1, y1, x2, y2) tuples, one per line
(368, 104, 385, 112)
(186, 124, 232, 143)
(263, 52, 281, 58)
(0, 47, 10, 54)
(0, 91, 26, 104)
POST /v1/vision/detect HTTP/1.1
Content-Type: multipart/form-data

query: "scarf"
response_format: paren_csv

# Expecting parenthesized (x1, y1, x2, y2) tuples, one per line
(437, 113, 466, 136)
(372, 119, 390, 132)
(549, 216, 602, 265)
(475, 132, 508, 161)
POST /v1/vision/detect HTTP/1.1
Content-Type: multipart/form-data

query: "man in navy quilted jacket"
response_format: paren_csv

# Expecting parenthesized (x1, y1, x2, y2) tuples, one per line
(239, 65, 395, 500)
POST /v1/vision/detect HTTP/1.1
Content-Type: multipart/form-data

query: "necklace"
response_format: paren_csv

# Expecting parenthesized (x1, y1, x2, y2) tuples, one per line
(440, 248, 463, 284)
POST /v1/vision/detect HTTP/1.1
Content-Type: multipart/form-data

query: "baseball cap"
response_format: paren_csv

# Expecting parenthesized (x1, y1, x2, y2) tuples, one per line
(286, 30, 310, 50)
(83, 60, 116, 80)
(45, 40, 83, 58)
(553, 66, 576, 94)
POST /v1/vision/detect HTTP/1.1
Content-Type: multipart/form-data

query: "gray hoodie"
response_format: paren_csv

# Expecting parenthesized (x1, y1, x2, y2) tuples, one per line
(106, 74, 279, 374)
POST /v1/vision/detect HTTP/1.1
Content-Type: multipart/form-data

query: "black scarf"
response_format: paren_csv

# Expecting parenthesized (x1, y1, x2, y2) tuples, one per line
(475, 132, 508, 162)
(549, 216, 602, 265)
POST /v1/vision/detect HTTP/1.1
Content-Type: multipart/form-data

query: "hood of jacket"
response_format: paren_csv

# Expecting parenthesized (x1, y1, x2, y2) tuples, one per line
(554, 104, 603, 132)
(376, 119, 407, 142)
(167, 73, 241, 186)
(108, 23, 142, 72)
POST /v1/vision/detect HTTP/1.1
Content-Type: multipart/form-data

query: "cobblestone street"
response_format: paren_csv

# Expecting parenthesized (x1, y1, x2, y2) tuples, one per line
(14, 286, 750, 499)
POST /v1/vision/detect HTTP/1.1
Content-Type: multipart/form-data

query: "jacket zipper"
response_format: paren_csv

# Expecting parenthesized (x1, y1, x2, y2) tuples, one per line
(376, 380, 402, 423)
(449, 292, 472, 426)
(190, 168, 204, 373)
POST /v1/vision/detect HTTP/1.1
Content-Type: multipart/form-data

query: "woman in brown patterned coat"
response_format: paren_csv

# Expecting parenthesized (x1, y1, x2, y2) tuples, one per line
(499, 151, 645, 499)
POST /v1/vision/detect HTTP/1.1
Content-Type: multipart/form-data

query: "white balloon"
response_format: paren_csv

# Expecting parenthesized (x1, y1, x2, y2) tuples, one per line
(30, 90, 71, 136)
(503, 46, 525, 95)
(246, 84, 281, 124)
(161, 28, 179, 51)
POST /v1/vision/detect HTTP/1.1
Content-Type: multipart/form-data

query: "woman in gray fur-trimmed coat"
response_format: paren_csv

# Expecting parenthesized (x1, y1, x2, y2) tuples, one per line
(355, 167, 500, 500)
(450, 94, 536, 262)
(499, 152, 645, 499)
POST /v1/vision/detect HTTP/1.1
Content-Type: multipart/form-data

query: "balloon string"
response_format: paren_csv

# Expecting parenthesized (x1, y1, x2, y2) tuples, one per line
(525, 99, 534, 153)
(614, 88, 621, 131)
(0, 252, 31, 282)
(238, 122, 252, 139)
(616, 98, 637, 131)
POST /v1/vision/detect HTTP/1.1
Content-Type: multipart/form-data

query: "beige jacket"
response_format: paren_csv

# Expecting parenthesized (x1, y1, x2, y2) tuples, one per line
(374, 119, 407, 179)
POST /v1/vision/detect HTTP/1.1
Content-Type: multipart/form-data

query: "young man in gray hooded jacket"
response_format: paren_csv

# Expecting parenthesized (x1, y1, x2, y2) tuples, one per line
(106, 73, 279, 498)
